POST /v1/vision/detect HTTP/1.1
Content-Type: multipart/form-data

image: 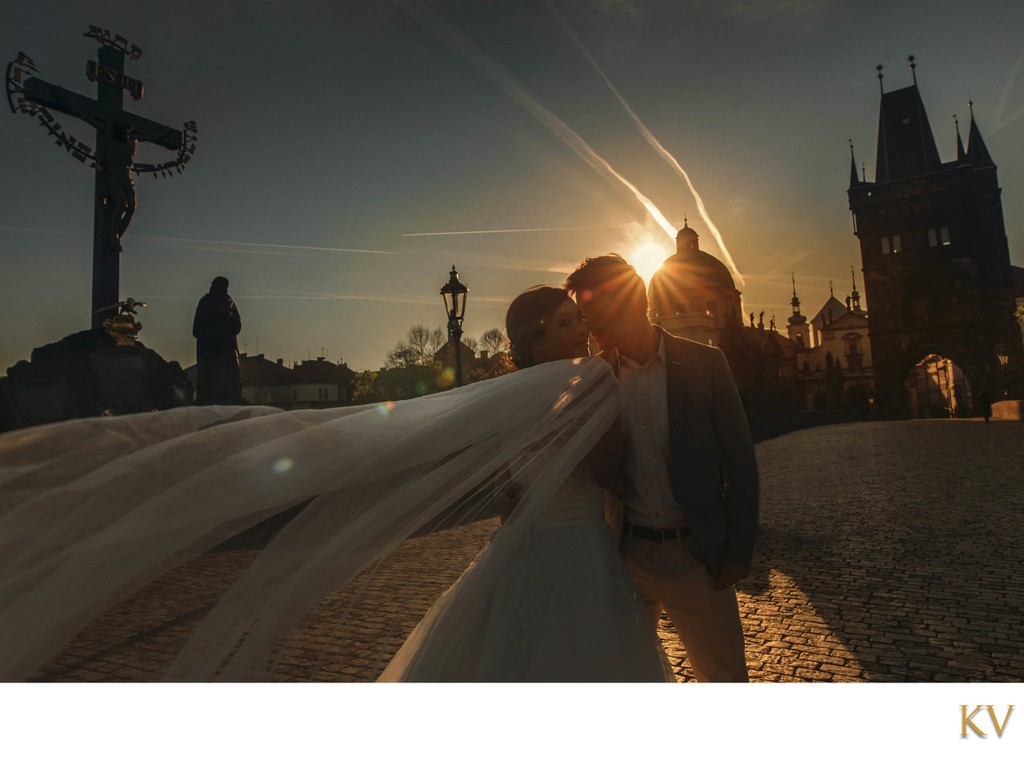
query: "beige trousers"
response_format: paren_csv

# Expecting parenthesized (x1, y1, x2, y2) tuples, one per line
(621, 535, 749, 682)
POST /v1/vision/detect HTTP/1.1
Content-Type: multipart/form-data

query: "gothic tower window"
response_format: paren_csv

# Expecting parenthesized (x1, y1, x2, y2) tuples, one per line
(881, 234, 902, 254)
(927, 227, 951, 247)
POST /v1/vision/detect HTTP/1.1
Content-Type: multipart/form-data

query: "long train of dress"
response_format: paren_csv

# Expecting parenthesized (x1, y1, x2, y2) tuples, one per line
(0, 358, 669, 681)
(380, 460, 672, 681)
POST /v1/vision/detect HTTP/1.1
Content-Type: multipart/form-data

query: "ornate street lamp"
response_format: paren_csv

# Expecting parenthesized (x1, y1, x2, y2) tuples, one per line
(998, 350, 1009, 398)
(440, 265, 469, 387)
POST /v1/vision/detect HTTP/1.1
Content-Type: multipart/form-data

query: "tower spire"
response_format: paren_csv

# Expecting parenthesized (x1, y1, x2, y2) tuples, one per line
(954, 113, 965, 161)
(966, 97, 994, 166)
(908, 55, 917, 85)
(874, 57, 940, 181)
(849, 139, 859, 187)
(791, 272, 801, 314)
(851, 266, 862, 311)
(877, 64, 884, 94)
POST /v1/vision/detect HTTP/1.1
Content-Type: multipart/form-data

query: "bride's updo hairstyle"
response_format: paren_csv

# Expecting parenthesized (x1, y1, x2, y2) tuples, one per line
(505, 286, 572, 369)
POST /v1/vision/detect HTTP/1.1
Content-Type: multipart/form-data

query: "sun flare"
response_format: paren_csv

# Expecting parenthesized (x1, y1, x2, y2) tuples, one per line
(629, 242, 669, 286)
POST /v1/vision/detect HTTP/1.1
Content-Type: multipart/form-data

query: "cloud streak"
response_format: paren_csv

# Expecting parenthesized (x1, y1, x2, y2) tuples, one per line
(543, 0, 744, 289)
(402, 224, 630, 237)
(993, 53, 1024, 135)
(231, 289, 513, 306)
(0, 227, 400, 257)
(140, 236, 400, 257)
(397, 0, 678, 242)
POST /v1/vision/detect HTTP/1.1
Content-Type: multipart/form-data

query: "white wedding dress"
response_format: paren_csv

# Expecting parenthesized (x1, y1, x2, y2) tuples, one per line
(381, 456, 671, 681)
(0, 358, 670, 682)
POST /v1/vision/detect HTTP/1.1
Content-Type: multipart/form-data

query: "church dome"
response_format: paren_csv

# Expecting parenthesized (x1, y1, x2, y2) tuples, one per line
(655, 248, 736, 292)
(649, 224, 741, 328)
(660, 223, 735, 290)
(676, 224, 699, 244)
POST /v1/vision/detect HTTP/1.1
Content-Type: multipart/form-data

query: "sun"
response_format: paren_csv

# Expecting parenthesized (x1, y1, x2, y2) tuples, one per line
(628, 242, 669, 286)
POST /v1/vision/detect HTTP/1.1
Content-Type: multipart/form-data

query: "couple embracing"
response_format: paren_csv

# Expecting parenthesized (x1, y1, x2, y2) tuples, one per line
(382, 253, 759, 682)
(0, 253, 758, 683)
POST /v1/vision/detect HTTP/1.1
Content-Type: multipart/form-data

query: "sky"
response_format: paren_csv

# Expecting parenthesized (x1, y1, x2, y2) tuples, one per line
(2, 0, 1023, 373)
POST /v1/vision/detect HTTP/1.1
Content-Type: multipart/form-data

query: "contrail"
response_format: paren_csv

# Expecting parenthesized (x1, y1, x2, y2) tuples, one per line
(542, 0, 744, 288)
(234, 289, 512, 306)
(140, 236, 400, 257)
(469, 253, 589, 275)
(993, 53, 1024, 135)
(0, 225, 90, 238)
(396, 0, 678, 241)
(238, 291, 436, 304)
(403, 224, 630, 237)
(0, 226, 400, 257)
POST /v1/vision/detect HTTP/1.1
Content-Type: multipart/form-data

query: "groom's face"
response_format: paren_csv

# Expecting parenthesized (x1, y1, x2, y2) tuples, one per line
(575, 282, 618, 347)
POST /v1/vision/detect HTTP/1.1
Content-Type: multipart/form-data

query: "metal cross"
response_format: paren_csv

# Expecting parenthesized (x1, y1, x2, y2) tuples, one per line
(6, 26, 195, 329)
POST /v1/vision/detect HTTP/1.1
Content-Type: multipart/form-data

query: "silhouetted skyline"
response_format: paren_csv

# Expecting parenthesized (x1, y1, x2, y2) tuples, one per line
(2, 0, 1022, 372)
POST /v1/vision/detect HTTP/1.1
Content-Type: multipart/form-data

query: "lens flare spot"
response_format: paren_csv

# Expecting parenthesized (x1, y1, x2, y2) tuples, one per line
(375, 400, 396, 417)
(437, 366, 456, 389)
(273, 457, 294, 474)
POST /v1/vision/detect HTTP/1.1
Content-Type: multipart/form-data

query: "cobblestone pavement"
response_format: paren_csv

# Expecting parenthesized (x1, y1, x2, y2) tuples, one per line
(30, 419, 1024, 683)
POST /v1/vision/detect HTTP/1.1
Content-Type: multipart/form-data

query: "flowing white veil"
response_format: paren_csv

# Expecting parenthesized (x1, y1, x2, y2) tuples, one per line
(0, 357, 619, 681)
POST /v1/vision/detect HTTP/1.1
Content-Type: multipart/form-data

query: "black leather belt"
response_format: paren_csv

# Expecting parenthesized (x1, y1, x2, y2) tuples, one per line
(623, 522, 692, 542)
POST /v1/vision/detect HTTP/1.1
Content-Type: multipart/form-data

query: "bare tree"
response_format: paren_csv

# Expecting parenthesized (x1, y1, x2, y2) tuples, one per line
(406, 324, 434, 365)
(385, 324, 447, 368)
(480, 328, 507, 355)
(383, 344, 420, 369)
(429, 326, 445, 355)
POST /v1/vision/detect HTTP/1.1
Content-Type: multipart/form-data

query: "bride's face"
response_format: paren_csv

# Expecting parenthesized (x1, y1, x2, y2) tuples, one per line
(532, 299, 591, 364)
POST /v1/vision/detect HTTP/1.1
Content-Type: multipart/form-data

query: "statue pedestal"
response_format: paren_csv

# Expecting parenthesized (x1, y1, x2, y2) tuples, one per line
(0, 328, 193, 432)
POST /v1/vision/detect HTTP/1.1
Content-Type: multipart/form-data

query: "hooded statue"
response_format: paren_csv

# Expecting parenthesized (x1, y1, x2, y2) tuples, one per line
(192, 276, 242, 404)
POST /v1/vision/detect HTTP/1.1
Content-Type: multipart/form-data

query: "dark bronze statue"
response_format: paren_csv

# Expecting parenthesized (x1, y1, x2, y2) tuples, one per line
(192, 277, 242, 405)
(99, 124, 138, 255)
(6, 27, 197, 329)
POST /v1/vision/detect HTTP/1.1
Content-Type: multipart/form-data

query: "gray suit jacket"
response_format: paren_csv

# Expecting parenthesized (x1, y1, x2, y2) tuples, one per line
(614, 327, 760, 576)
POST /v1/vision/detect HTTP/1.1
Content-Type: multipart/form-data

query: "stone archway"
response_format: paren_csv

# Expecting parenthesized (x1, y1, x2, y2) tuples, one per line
(903, 353, 975, 418)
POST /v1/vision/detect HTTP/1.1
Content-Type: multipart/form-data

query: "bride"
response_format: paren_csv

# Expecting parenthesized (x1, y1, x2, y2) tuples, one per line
(380, 286, 671, 680)
(0, 286, 671, 682)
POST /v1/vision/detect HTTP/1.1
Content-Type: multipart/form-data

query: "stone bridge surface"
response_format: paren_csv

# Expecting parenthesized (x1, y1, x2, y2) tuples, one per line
(31, 419, 1024, 683)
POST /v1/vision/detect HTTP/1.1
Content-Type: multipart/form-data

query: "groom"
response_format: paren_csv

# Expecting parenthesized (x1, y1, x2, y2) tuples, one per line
(566, 254, 759, 682)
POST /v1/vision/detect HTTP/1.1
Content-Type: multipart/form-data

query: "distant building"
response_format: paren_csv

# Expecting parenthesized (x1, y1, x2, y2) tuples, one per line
(290, 357, 356, 406)
(650, 223, 802, 414)
(234, 354, 355, 409)
(847, 62, 1024, 414)
(790, 275, 876, 413)
(649, 222, 883, 415)
(239, 353, 293, 406)
(649, 221, 744, 347)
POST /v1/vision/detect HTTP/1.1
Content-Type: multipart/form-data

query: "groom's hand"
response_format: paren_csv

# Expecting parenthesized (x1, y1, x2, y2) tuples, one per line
(714, 560, 750, 590)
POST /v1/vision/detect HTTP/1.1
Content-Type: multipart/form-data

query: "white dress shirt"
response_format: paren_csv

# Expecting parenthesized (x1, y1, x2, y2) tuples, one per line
(617, 337, 686, 529)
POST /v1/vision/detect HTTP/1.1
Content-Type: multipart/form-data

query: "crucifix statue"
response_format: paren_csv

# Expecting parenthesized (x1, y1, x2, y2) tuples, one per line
(6, 26, 197, 329)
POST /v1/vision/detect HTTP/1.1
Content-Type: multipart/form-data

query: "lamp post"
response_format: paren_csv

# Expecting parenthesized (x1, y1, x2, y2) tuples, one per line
(440, 265, 469, 387)
(998, 350, 1009, 398)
